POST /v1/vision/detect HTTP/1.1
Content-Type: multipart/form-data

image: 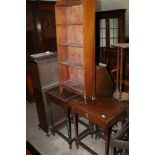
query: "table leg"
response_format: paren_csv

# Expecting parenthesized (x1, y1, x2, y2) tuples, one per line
(75, 114, 79, 136)
(74, 114, 79, 149)
(119, 48, 123, 100)
(66, 108, 72, 149)
(104, 128, 110, 155)
(89, 121, 94, 138)
(95, 125, 99, 139)
(48, 101, 55, 136)
(116, 48, 120, 92)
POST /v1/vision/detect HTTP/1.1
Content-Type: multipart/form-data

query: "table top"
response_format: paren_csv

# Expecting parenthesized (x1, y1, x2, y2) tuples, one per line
(69, 96, 128, 128)
(46, 86, 79, 108)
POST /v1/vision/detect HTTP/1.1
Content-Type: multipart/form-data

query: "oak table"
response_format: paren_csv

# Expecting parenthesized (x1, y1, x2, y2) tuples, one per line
(69, 96, 128, 155)
(46, 86, 90, 149)
(46, 86, 78, 148)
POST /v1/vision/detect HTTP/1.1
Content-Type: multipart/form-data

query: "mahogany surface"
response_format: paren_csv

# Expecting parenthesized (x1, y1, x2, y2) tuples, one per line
(70, 96, 128, 155)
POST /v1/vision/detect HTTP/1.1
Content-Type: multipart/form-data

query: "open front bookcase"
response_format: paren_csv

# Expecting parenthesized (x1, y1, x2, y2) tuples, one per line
(55, 0, 95, 99)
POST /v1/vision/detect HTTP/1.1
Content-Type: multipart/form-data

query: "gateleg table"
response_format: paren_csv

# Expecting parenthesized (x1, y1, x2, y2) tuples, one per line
(69, 96, 128, 155)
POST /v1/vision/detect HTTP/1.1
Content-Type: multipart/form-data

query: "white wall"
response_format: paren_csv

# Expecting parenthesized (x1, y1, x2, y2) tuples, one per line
(96, 0, 129, 37)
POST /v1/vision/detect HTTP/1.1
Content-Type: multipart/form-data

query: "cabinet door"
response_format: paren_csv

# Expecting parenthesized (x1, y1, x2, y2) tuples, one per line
(39, 9, 57, 52)
(96, 9, 125, 70)
(26, 4, 38, 54)
(26, 2, 56, 53)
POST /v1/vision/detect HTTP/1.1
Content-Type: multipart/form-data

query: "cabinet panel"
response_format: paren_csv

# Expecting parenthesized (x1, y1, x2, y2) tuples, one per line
(26, 1, 57, 54)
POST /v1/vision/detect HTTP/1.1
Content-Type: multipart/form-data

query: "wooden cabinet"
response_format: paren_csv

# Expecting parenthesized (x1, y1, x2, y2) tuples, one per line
(26, 1, 57, 102)
(96, 9, 126, 71)
(26, 1, 57, 55)
(29, 54, 65, 135)
(55, 0, 96, 99)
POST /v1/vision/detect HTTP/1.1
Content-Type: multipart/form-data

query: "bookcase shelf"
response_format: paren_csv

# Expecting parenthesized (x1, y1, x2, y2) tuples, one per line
(58, 42, 83, 48)
(56, 23, 83, 26)
(56, 0, 95, 98)
(59, 61, 83, 69)
(56, 0, 82, 7)
(61, 80, 84, 95)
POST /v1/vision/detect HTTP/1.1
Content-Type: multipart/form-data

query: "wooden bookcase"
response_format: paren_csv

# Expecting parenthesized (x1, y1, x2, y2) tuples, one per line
(55, 0, 95, 99)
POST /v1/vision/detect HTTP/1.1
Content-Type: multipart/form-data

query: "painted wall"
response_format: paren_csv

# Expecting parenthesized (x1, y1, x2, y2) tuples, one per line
(96, 0, 129, 37)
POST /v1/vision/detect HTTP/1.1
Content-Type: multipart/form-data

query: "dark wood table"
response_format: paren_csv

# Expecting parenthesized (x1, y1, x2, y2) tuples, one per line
(46, 86, 78, 148)
(46, 86, 90, 149)
(69, 95, 128, 155)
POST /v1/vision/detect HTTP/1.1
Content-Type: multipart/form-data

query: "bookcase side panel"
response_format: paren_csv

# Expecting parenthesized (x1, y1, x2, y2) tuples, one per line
(83, 0, 96, 97)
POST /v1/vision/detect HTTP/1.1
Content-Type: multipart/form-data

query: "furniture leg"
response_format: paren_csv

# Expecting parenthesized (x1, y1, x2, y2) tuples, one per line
(89, 121, 94, 138)
(74, 114, 79, 149)
(95, 125, 98, 139)
(104, 128, 110, 155)
(48, 102, 55, 136)
(66, 108, 72, 149)
(116, 48, 120, 92)
(119, 48, 123, 100)
(75, 114, 79, 136)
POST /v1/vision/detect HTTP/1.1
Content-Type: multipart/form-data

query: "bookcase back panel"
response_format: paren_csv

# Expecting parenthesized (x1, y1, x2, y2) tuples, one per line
(59, 64, 69, 81)
(68, 47, 83, 64)
(69, 67, 84, 85)
(57, 25, 68, 43)
(57, 45, 68, 61)
(70, 5, 83, 24)
(56, 4, 83, 24)
(67, 25, 83, 45)
(55, 7, 67, 24)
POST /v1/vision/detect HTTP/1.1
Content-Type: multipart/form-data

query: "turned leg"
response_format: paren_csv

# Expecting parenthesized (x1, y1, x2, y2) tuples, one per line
(75, 114, 79, 137)
(66, 108, 72, 149)
(74, 114, 79, 149)
(119, 48, 123, 101)
(89, 121, 94, 138)
(104, 128, 110, 155)
(95, 125, 100, 139)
